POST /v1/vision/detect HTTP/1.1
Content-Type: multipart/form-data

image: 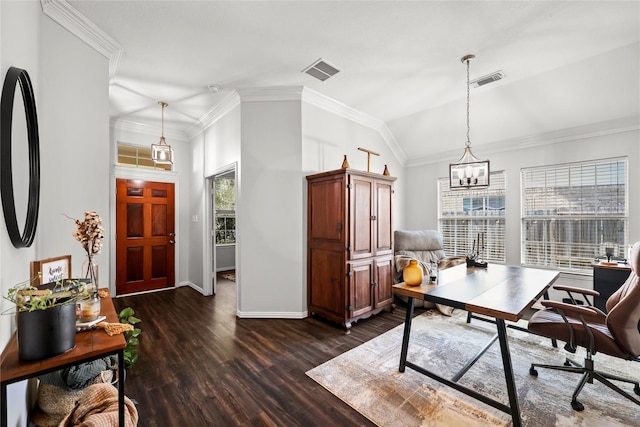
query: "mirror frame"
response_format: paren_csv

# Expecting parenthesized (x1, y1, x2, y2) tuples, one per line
(1, 67, 40, 248)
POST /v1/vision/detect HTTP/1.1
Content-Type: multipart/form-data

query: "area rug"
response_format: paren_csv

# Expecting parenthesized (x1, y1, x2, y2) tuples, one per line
(306, 310, 639, 426)
(221, 272, 235, 282)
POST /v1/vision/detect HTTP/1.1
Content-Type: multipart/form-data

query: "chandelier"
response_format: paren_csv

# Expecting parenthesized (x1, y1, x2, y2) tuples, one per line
(449, 54, 489, 190)
(151, 101, 174, 165)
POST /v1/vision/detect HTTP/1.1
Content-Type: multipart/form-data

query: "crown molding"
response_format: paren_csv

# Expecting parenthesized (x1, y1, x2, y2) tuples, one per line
(186, 91, 241, 139)
(237, 86, 304, 102)
(40, 0, 123, 82)
(405, 116, 640, 167)
(302, 88, 408, 165)
(110, 119, 189, 142)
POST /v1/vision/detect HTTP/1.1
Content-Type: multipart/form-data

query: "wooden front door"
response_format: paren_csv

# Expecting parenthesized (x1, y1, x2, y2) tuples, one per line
(116, 179, 175, 295)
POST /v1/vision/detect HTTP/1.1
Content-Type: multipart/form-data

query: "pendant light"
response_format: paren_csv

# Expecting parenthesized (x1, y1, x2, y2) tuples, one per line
(449, 54, 489, 189)
(151, 101, 174, 165)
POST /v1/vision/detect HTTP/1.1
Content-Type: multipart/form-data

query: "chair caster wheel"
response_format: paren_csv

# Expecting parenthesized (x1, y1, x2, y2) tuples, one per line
(529, 367, 538, 376)
(634, 384, 640, 396)
(571, 400, 584, 411)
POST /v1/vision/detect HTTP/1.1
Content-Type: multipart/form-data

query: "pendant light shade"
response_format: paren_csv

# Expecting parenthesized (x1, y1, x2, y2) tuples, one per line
(152, 101, 174, 165)
(449, 54, 489, 190)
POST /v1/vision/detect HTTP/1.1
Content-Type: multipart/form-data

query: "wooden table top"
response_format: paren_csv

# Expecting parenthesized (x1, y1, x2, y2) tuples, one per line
(393, 264, 559, 322)
(1, 289, 126, 384)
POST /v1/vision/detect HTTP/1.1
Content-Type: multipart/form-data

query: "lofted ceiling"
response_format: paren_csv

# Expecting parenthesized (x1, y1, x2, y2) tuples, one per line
(65, 0, 640, 164)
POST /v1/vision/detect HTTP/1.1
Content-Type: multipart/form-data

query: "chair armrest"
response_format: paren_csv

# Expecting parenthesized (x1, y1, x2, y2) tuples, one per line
(552, 285, 600, 297)
(540, 300, 602, 354)
(540, 300, 600, 318)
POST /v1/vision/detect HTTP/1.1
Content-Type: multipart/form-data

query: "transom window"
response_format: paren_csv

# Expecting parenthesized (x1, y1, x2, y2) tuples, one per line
(521, 157, 628, 272)
(117, 143, 172, 171)
(438, 171, 506, 263)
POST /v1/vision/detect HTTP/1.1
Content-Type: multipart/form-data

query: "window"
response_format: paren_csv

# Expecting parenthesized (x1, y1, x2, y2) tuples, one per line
(214, 176, 235, 245)
(521, 157, 628, 272)
(117, 143, 172, 171)
(438, 171, 506, 263)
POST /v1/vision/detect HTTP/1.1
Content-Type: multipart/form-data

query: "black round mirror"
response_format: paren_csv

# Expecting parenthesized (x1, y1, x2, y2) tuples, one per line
(1, 67, 40, 248)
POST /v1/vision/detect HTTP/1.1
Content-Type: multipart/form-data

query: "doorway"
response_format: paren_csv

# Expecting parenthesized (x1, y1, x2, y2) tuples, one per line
(207, 166, 236, 295)
(115, 178, 175, 295)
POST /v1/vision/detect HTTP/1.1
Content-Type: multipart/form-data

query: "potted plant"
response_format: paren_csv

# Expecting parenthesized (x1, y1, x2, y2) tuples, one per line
(4, 278, 90, 361)
(117, 307, 141, 369)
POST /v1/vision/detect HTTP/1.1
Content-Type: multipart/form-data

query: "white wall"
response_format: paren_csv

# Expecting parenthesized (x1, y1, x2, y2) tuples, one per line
(216, 245, 235, 271)
(237, 98, 305, 316)
(39, 17, 110, 279)
(0, 3, 41, 425)
(1, 2, 110, 425)
(192, 101, 242, 294)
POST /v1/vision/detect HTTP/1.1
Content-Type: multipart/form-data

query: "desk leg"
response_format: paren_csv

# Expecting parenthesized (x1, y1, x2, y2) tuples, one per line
(1, 382, 7, 427)
(399, 296, 415, 373)
(118, 348, 125, 426)
(496, 319, 522, 427)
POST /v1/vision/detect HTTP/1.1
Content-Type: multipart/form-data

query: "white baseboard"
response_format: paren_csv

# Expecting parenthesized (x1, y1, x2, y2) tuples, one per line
(236, 310, 308, 319)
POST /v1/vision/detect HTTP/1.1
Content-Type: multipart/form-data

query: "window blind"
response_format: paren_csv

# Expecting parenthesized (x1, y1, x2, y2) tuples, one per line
(438, 171, 506, 263)
(521, 157, 628, 272)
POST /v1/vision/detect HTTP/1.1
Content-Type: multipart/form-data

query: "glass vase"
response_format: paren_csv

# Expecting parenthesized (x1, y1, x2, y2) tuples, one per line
(82, 257, 99, 290)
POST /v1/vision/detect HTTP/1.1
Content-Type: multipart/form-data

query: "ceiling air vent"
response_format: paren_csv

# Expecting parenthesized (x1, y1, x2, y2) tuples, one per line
(470, 70, 505, 88)
(303, 58, 340, 81)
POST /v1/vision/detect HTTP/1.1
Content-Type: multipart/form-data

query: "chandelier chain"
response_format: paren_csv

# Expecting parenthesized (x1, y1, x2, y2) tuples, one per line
(466, 57, 471, 147)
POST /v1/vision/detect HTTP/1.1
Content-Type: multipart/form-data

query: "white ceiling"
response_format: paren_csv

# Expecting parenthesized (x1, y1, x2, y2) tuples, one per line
(66, 1, 640, 162)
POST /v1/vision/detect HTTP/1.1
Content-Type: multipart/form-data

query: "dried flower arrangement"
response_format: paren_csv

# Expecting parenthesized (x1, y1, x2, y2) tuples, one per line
(65, 211, 104, 284)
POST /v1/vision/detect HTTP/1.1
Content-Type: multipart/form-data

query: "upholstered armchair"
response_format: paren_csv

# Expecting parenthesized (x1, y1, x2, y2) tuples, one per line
(393, 230, 464, 311)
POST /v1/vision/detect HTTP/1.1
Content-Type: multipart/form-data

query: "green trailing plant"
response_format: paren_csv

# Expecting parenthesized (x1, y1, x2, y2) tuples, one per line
(118, 306, 142, 369)
(4, 277, 89, 313)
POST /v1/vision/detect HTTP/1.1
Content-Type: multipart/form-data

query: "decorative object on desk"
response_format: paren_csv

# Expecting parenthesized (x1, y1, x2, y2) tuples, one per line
(357, 147, 379, 172)
(341, 154, 350, 169)
(466, 239, 477, 267)
(79, 291, 100, 322)
(307, 310, 639, 426)
(30, 254, 71, 286)
(67, 210, 104, 288)
(4, 278, 89, 361)
(605, 244, 615, 262)
(402, 259, 423, 286)
(383, 164, 390, 176)
(429, 260, 437, 282)
(118, 306, 142, 369)
(449, 54, 490, 190)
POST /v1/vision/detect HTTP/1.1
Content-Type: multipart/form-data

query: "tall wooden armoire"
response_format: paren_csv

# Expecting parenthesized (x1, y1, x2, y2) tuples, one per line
(306, 168, 396, 331)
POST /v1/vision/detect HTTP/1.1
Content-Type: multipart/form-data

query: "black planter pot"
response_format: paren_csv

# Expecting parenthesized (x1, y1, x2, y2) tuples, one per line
(17, 303, 76, 361)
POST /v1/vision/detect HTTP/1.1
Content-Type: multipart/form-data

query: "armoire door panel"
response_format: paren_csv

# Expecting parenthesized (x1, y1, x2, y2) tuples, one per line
(308, 176, 346, 247)
(375, 181, 394, 256)
(349, 260, 373, 317)
(350, 176, 373, 259)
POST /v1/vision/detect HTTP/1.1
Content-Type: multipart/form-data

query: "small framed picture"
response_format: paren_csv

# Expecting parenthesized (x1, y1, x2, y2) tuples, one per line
(30, 255, 72, 286)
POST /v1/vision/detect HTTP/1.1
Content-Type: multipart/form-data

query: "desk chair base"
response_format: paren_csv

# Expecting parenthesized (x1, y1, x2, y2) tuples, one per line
(529, 354, 640, 411)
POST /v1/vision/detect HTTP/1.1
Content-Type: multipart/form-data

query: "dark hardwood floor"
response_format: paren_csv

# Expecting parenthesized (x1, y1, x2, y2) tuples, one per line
(113, 274, 423, 426)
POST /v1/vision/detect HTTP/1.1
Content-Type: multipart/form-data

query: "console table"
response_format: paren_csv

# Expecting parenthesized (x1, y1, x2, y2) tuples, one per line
(592, 262, 632, 312)
(1, 289, 126, 426)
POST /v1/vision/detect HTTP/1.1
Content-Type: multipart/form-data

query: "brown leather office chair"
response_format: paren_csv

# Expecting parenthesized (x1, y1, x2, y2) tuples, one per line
(528, 241, 640, 411)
